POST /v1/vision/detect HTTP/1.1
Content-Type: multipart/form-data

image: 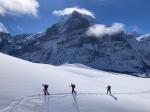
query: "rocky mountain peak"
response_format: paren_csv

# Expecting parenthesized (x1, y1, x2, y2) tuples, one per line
(44, 10, 95, 41)
(60, 11, 94, 34)
(0, 32, 11, 39)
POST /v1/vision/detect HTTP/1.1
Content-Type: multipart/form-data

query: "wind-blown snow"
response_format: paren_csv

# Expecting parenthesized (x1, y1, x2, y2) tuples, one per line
(0, 53, 150, 112)
(53, 6, 95, 18)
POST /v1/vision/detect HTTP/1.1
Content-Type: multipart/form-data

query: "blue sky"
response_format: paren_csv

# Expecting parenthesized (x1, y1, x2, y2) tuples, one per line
(0, 0, 150, 35)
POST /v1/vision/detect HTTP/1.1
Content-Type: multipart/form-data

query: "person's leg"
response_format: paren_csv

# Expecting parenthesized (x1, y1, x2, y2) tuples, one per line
(43, 89, 46, 95)
(109, 90, 111, 95)
(45, 89, 49, 95)
(47, 91, 50, 95)
(74, 89, 77, 94)
(72, 88, 76, 94)
(73, 88, 77, 94)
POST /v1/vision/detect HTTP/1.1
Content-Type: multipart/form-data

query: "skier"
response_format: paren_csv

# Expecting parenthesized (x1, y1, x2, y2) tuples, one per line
(70, 83, 77, 94)
(106, 85, 111, 95)
(42, 84, 49, 95)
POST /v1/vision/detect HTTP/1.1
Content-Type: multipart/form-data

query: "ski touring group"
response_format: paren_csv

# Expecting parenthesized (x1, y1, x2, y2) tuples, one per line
(42, 83, 112, 95)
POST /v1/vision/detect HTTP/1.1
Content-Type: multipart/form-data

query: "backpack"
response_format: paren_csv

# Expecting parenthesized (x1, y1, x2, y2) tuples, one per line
(108, 86, 111, 90)
(45, 85, 48, 89)
(72, 84, 75, 88)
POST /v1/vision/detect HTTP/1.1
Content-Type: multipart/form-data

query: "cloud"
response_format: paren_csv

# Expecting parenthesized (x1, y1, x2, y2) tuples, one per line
(0, 0, 39, 16)
(86, 23, 125, 37)
(53, 6, 95, 18)
(0, 22, 8, 33)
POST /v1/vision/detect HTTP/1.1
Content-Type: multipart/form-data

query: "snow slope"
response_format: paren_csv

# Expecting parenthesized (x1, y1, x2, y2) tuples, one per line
(0, 53, 150, 112)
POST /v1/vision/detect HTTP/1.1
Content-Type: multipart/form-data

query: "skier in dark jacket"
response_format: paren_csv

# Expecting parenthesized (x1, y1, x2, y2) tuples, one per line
(106, 85, 111, 95)
(70, 83, 77, 94)
(42, 84, 49, 95)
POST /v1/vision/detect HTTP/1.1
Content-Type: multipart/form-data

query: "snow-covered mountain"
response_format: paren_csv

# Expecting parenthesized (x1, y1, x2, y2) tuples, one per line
(0, 11, 150, 77)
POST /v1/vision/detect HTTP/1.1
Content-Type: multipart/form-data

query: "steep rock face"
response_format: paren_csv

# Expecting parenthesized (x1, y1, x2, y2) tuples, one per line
(63, 11, 91, 32)
(47, 32, 143, 74)
(0, 11, 150, 77)
(0, 32, 14, 53)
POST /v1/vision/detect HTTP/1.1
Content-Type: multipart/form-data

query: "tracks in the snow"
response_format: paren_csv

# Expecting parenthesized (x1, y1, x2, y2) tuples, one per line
(2, 90, 150, 112)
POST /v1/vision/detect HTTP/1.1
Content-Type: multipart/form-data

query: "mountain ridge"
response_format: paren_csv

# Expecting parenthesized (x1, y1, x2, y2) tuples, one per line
(0, 11, 150, 77)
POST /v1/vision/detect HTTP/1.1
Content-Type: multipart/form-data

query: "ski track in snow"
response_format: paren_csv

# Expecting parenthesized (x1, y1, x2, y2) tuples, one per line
(2, 90, 150, 112)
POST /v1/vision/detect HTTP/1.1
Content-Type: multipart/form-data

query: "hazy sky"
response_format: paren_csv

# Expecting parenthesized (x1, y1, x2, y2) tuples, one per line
(0, 0, 150, 35)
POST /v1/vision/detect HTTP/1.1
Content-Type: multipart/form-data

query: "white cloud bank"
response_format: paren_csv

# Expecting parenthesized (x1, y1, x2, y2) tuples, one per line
(0, 22, 8, 33)
(0, 0, 39, 16)
(53, 6, 95, 18)
(86, 23, 125, 37)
